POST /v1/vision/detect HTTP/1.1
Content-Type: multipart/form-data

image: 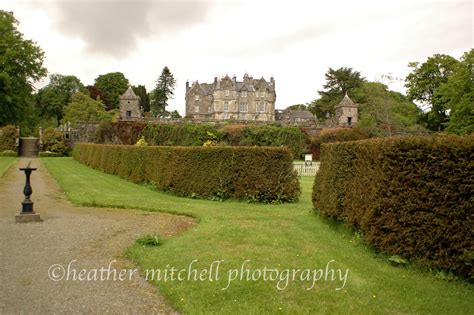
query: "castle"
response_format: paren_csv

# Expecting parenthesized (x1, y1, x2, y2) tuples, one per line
(185, 74, 276, 121)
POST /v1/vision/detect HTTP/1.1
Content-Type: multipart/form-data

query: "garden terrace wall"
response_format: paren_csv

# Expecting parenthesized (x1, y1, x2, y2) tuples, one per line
(73, 143, 300, 203)
(312, 135, 474, 278)
(92, 122, 309, 159)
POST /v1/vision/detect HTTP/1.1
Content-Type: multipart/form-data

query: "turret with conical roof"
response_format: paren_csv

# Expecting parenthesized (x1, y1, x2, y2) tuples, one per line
(119, 86, 142, 121)
(335, 93, 358, 127)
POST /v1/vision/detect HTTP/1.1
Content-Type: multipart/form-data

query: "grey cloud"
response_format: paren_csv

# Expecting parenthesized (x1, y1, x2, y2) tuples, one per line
(50, 0, 212, 57)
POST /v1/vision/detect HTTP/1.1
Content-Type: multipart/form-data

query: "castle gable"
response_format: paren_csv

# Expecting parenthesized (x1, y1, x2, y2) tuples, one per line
(254, 78, 269, 91)
(220, 76, 234, 90)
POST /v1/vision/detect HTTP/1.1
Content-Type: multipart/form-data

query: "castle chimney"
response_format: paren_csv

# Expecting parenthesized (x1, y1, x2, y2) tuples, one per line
(186, 80, 189, 92)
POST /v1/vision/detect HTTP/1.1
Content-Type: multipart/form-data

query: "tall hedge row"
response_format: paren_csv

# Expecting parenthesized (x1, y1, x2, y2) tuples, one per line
(73, 143, 300, 203)
(313, 136, 474, 278)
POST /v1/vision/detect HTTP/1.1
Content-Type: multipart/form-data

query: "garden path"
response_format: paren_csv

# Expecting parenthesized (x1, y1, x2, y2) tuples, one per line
(0, 158, 195, 314)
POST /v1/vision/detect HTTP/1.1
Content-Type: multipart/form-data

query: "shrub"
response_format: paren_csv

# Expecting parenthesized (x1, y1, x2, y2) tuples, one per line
(92, 123, 310, 159)
(135, 136, 148, 146)
(0, 150, 17, 157)
(42, 128, 68, 155)
(141, 123, 222, 146)
(308, 128, 371, 160)
(0, 125, 17, 152)
(73, 143, 300, 203)
(219, 124, 309, 159)
(94, 122, 146, 145)
(313, 135, 474, 278)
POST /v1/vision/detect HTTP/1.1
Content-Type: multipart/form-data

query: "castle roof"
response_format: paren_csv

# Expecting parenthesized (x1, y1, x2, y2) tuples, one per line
(335, 93, 357, 108)
(236, 82, 256, 92)
(189, 75, 274, 95)
(288, 109, 314, 119)
(120, 86, 140, 100)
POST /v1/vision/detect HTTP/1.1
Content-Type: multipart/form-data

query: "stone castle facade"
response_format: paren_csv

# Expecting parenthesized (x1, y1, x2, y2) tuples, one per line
(185, 74, 276, 121)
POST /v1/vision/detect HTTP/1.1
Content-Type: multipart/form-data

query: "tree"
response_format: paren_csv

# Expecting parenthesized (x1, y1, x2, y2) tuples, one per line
(94, 72, 129, 109)
(132, 85, 150, 112)
(354, 82, 423, 134)
(437, 49, 474, 135)
(62, 92, 112, 124)
(308, 67, 365, 120)
(405, 54, 459, 131)
(286, 104, 308, 111)
(36, 74, 85, 124)
(150, 66, 176, 116)
(0, 10, 47, 126)
(169, 110, 182, 119)
(86, 85, 108, 104)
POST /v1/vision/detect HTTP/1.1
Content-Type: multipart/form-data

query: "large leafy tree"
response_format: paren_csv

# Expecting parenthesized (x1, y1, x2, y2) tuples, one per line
(132, 85, 150, 112)
(36, 74, 85, 124)
(308, 67, 365, 120)
(151, 66, 176, 116)
(94, 72, 129, 109)
(86, 85, 108, 104)
(354, 82, 423, 134)
(0, 10, 47, 126)
(62, 92, 112, 124)
(436, 49, 474, 135)
(405, 54, 459, 131)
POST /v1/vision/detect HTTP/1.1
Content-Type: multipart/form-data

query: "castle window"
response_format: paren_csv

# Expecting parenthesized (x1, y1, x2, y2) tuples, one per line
(241, 91, 247, 97)
(224, 101, 229, 112)
(239, 102, 248, 112)
(127, 101, 130, 104)
(224, 113, 230, 120)
(347, 117, 352, 126)
(260, 91, 266, 98)
(194, 105, 199, 113)
(225, 90, 230, 97)
(257, 102, 266, 112)
(126, 111, 131, 117)
(195, 95, 199, 101)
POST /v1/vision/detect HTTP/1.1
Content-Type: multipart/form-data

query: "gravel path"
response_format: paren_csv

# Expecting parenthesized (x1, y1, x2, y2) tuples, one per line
(0, 158, 195, 314)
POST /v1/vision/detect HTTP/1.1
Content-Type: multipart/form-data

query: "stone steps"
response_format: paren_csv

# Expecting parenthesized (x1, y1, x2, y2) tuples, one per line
(19, 138, 39, 157)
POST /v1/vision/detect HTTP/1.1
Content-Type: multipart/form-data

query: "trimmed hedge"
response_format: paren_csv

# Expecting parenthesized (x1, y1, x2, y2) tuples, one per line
(73, 143, 300, 203)
(313, 135, 474, 278)
(308, 128, 372, 160)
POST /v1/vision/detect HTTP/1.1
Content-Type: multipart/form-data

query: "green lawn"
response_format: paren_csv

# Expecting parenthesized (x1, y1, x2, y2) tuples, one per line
(42, 157, 473, 314)
(0, 156, 17, 177)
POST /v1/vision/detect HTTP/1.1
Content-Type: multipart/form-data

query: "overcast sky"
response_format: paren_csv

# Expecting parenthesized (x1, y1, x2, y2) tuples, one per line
(2, 0, 472, 114)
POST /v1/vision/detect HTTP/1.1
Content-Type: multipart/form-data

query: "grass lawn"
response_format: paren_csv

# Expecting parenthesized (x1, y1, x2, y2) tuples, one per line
(42, 157, 473, 314)
(0, 157, 17, 177)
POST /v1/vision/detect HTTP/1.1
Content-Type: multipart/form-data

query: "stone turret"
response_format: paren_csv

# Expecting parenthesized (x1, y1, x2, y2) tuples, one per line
(119, 86, 142, 121)
(335, 93, 358, 127)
